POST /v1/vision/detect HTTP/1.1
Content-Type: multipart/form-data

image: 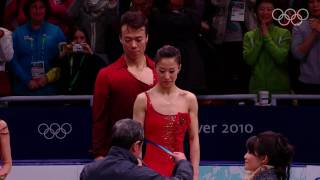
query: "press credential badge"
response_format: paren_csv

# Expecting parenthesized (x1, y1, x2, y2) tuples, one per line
(31, 61, 45, 78)
(231, 0, 246, 22)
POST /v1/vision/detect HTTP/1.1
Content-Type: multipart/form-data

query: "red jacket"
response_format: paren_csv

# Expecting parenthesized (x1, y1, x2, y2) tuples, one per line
(92, 55, 157, 157)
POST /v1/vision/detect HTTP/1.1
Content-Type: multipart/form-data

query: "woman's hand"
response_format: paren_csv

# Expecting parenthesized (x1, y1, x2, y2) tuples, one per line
(260, 20, 269, 37)
(81, 43, 93, 54)
(28, 79, 40, 90)
(172, 152, 187, 163)
(0, 163, 12, 179)
(27, 75, 48, 90)
(0, 120, 12, 180)
(59, 43, 73, 58)
(37, 75, 48, 87)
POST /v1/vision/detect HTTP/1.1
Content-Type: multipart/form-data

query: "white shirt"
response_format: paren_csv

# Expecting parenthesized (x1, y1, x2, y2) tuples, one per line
(0, 27, 14, 71)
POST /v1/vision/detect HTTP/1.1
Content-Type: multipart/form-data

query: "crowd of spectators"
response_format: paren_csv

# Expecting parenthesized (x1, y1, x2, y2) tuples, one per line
(0, 0, 319, 96)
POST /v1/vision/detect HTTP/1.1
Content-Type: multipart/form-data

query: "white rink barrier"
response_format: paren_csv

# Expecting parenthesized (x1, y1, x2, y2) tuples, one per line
(5, 163, 320, 180)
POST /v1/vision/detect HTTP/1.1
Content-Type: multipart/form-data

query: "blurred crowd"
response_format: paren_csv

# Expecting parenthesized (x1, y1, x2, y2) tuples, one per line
(0, 0, 319, 96)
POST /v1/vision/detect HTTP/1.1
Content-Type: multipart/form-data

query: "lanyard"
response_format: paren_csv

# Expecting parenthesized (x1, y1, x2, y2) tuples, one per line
(69, 55, 86, 91)
(30, 34, 47, 63)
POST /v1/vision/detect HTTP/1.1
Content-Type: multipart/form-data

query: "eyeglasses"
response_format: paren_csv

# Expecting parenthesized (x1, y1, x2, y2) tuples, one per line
(137, 140, 144, 146)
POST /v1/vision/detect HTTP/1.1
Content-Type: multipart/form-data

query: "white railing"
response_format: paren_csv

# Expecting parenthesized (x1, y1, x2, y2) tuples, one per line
(0, 95, 93, 106)
(0, 95, 92, 101)
(1, 94, 320, 106)
(271, 94, 320, 106)
(0, 95, 258, 102)
(197, 94, 258, 102)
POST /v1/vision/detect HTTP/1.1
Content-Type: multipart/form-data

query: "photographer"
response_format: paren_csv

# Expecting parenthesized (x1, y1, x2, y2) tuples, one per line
(58, 26, 105, 95)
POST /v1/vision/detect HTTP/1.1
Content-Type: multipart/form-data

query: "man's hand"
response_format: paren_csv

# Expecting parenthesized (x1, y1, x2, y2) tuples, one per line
(201, 21, 210, 32)
(172, 152, 187, 163)
(0, 30, 4, 38)
(137, 157, 143, 166)
(94, 156, 104, 161)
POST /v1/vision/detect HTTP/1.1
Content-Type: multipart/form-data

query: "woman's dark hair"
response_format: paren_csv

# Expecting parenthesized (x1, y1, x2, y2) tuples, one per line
(111, 118, 144, 150)
(23, 0, 51, 20)
(254, 0, 276, 12)
(69, 26, 91, 45)
(120, 10, 148, 36)
(246, 131, 294, 180)
(154, 45, 181, 65)
(158, 0, 195, 11)
(130, 0, 154, 15)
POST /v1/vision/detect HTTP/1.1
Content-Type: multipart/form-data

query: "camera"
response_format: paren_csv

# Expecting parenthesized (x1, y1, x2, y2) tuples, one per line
(73, 44, 83, 52)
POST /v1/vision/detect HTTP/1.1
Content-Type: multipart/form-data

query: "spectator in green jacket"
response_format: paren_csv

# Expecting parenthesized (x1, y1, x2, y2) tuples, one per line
(243, 0, 291, 94)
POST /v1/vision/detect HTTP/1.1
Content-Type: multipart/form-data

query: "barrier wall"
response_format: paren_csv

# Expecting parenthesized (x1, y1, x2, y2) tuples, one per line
(0, 95, 319, 165)
(6, 163, 317, 180)
(199, 105, 320, 164)
(0, 106, 92, 159)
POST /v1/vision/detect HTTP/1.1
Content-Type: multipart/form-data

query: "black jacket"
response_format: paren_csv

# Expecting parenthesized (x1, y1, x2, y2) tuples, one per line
(58, 53, 105, 95)
(80, 146, 193, 180)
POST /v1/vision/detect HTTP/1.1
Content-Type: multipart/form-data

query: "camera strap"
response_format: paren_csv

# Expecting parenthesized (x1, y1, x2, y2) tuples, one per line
(69, 55, 86, 92)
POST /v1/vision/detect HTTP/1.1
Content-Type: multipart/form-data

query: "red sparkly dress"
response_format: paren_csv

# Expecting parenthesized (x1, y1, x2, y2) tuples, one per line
(143, 92, 191, 176)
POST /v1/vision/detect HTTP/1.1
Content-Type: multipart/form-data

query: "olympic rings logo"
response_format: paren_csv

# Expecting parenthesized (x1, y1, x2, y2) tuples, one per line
(38, 123, 72, 140)
(272, 8, 309, 26)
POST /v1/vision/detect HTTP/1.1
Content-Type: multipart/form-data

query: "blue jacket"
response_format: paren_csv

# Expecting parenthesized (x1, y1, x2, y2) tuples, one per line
(10, 22, 65, 95)
(291, 20, 320, 84)
(80, 146, 193, 180)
